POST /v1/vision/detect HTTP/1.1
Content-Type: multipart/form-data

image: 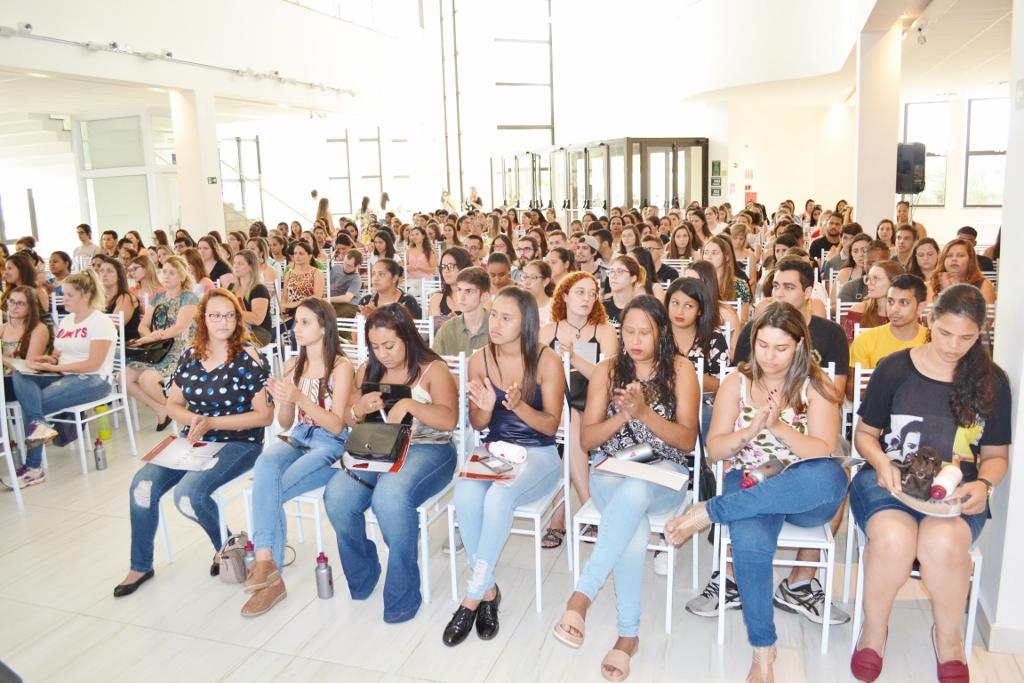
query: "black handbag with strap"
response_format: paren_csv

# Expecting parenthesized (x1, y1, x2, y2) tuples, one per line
(125, 338, 174, 364)
(346, 422, 411, 463)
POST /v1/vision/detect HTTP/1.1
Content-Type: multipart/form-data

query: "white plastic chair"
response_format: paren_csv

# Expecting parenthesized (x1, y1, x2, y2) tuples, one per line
(421, 278, 444, 317)
(337, 315, 367, 366)
(841, 363, 873, 603)
(0, 367, 24, 511)
(448, 352, 573, 612)
(834, 301, 856, 326)
(571, 358, 705, 634)
(47, 313, 137, 475)
(156, 469, 253, 562)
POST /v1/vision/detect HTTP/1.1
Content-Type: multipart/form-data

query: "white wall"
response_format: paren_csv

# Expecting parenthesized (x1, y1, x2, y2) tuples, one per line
(726, 103, 857, 215)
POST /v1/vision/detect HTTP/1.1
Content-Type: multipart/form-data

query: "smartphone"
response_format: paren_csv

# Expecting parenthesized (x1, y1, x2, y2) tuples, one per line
(479, 455, 513, 475)
(278, 435, 309, 451)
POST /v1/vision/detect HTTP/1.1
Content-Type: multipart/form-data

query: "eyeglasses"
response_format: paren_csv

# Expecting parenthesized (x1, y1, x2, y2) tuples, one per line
(608, 268, 630, 277)
(128, 266, 143, 273)
(440, 263, 459, 272)
(522, 274, 543, 283)
(205, 313, 239, 322)
(7, 300, 27, 309)
(515, 247, 533, 254)
(571, 288, 599, 300)
(466, 245, 480, 252)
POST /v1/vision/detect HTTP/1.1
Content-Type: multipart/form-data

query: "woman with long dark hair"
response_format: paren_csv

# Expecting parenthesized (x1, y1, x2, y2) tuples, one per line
(197, 235, 233, 287)
(242, 298, 355, 616)
(358, 259, 421, 319)
(97, 257, 141, 341)
(114, 289, 273, 595)
(669, 223, 699, 260)
(686, 260, 741, 351)
(522, 259, 555, 325)
(928, 238, 996, 304)
(0, 285, 50, 400)
(664, 302, 846, 683)
(629, 247, 664, 299)
(665, 277, 730, 408)
(848, 284, 1010, 683)
(702, 235, 752, 323)
(546, 247, 574, 286)
(2, 252, 49, 321)
(405, 225, 437, 280)
(907, 237, 940, 283)
(369, 230, 397, 266)
(553, 297, 699, 681)
(490, 234, 515, 261)
(324, 304, 458, 623)
(444, 287, 564, 646)
(429, 247, 473, 317)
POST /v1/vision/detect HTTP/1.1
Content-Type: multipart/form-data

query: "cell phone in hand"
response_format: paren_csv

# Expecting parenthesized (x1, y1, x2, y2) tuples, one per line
(479, 455, 513, 475)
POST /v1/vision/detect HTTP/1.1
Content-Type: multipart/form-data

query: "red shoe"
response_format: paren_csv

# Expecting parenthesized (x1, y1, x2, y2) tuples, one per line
(850, 629, 886, 683)
(932, 625, 970, 683)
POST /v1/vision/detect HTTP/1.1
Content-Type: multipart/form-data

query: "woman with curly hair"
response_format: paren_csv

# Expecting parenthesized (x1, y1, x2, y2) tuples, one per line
(553, 296, 699, 681)
(927, 238, 996, 304)
(115, 289, 273, 597)
(539, 271, 619, 547)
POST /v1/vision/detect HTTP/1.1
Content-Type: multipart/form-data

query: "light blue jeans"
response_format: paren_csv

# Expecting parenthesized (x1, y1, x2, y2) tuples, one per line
(250, 423, 348, 570)
(708, 458, 848, 647)
(574, 456, 689, 637)
(13, 372, 111, 469)
(454, 444, 561, 600)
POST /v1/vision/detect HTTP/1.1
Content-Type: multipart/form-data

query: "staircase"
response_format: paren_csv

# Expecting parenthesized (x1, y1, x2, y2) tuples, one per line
(0, 112, 73, 170)
(223, 202, 255, 233)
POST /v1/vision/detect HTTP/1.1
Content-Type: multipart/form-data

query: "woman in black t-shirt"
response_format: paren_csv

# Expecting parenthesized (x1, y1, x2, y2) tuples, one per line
(849, 284, 1010, 682)
(230, 249, 272, 347)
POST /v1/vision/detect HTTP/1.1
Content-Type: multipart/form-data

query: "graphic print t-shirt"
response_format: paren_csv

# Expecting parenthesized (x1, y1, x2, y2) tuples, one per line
(858, 349, 1011, 479)
(54, 310, 117, 376)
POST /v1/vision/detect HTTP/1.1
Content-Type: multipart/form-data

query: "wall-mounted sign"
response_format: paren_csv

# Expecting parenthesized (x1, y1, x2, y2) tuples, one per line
(712, 160, 721, 176)
(711, 188, 722, 197)
(711, 178, 722, 187)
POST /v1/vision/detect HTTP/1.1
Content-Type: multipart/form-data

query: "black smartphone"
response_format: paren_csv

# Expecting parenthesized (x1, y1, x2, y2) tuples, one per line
(278, 435, 309, 450)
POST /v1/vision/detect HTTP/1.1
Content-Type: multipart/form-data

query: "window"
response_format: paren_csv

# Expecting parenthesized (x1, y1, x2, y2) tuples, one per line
(326, 136, 351, 215)
(903, 102, 950, 207)
(965, 98, 1009, 207)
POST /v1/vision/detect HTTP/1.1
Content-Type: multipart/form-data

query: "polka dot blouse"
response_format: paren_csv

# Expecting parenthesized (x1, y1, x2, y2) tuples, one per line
(172, 346, 270, 443)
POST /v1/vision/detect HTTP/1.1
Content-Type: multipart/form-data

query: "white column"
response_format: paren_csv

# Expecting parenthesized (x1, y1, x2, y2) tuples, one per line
(170, 89, 225, 235)
(979, 0, 1024, 655)
(853, 21, 901, 226)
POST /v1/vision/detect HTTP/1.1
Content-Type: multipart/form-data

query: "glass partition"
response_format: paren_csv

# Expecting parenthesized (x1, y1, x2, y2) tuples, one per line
(504, 156, 517, 208)
(81, 117, 145, 170)
(587, 145, 606, 212)
(517, 153, 534, 208)
(538, 153, 551, 210)
(609, 143, 626, 209)
(492, 156, 504, 206)
(631, 142, 642, 208)
(551, 150, 567, 225)
(647, 146, 671, 209)
(568, 149, 585, 222)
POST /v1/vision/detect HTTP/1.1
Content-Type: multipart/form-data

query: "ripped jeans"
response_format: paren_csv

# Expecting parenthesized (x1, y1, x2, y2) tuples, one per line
(128, 440, 263, 573)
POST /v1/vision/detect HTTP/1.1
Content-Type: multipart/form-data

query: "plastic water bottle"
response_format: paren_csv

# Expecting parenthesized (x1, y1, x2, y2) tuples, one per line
(741, 457, 784, 489)
(93, 439, 107, 471)
(243, 541, 256, 573)
(931, 464, 964, 500)
(315, 552, 334, 599)
(95, 406, 112, 441)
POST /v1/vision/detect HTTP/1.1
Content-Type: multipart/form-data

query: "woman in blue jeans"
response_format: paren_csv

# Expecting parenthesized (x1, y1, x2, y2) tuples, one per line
(3, 270, 116, 489)
(115, 289, 273, 597)
(324, 303, 458, 623)
(553, 296, 699, 682)
(241, 298, 354, 617)
(666, 301, 845, 683)
(443, 286, 564, 647)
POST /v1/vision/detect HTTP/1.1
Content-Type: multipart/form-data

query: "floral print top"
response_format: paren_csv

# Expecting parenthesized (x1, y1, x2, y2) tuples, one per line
(599, 377, 690, 466)
(731, 372, 810, 471)
(734, 278, 753, 304)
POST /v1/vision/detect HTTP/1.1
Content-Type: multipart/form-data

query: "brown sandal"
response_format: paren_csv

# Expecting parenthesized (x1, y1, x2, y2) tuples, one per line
(541, 528, 566, 549)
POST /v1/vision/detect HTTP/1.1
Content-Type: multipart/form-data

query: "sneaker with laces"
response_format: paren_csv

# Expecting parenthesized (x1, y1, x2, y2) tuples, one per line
(686, 570, 741, 617)
(25, 421, 58, 450)
(652, 549, 668, 576)
(773, 578, 850, 625)
(1, 466, 45, 489)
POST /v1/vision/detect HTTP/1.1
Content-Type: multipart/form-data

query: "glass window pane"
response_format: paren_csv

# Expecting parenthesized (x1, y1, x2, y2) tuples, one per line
(492, 1, 548, 40)
(222, 181, 242, 213)
(354, 139, 380, 176)
(969, 99, 1010, 152)
(917, 156, 946, 206)
(492, 128, 551, 153)
(329, 177, 351, 215)
(631, 143, 641, 207)
(494, 85, 551, 126)
(905, 102, 951, 154)
(326, 140, 348, 177)
(492, 42, 550, 85)
(219, 139, 240, 181)
(504, 157, 517, 208)
(354, 177, 381, 211)
(80, 117, 144, 170)
(569, 151, 585, 211)
(85, 175, 150, 234)
(239, 140, 259, 181)
(965, 155, 1005, 206)
(609, 144, 625, 208)
(588, 147, 605, 208)
(151, 116, 175, 166)
(551, 151, 567, 221)
(538, 155, 550, 209)
(517, 154, 533, 207)
(649, 150, 667, 209)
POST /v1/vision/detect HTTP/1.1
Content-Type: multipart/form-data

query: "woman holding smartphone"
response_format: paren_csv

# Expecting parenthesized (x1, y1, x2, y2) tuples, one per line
(241, 298, 354, 616)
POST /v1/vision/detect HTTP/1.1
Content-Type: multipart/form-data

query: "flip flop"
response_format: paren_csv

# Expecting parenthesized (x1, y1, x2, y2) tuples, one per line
(541, 528, 565, 549)
(552, 609, 586, 649)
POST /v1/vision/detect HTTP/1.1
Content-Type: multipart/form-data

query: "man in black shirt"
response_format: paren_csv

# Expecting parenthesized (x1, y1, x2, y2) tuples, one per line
(642, 234, 678, 282)
(809, 213, 843, 268)
(729, 258, 852, 626)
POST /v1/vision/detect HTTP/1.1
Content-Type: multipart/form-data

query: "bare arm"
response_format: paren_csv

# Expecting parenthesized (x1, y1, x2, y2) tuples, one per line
(764, 384, 840, 459)
(506, 349, 563, 436)
(240, 294, 269, 327)
(138, 304, 197, 344)
(389, 361, 458, 432)
(33, 338, 112, 374)
(26, 323, 49, 359)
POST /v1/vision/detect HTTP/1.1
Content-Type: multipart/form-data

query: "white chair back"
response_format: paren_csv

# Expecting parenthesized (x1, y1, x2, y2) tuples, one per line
(336, 315, 366, 366)
(834, 301, 856, 325)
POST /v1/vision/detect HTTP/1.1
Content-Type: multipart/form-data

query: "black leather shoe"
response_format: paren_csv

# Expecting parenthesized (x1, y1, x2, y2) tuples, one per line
(442, 605, 478, 647)
(156, 415, 173, 432)
(476, 585, 501, 640)
(113, 570, 154, 597)
(210, 561, 220, 577)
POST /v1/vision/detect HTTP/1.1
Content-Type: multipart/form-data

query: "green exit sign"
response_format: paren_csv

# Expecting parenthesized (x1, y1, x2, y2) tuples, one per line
(207, 177, 218, 184)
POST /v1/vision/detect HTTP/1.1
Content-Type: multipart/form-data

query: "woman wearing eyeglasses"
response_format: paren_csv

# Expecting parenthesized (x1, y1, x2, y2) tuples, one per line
(521, 260, 554, 326)
(428, 247, 473, 318)
(115, 289, 273, 597)
(128, 255, 164, 312)
(539, 272, 619, 548)
(125, 256, 200, 431)
(0, 285, 50, 404)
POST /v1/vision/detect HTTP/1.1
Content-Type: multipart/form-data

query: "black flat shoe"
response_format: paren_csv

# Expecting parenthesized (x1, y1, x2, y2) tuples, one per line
(113, 570, 154, 597)
(443, 605, 478, 647)
(476, 584, 501, 640)
(210, 561, 220, 577)
(156, 415, 172, 432)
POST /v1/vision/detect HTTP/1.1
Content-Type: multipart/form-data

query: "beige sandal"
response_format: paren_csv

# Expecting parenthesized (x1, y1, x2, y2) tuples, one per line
(667, 501, 711, 546)
(752, 644, 777, 683)
(552, 609, 586, 648)
(601, 640, 639, 682)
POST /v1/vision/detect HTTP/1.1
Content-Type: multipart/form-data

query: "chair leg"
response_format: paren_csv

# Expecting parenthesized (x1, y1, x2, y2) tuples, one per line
(243, 489, 254, 536)
(666, 545, 675, 634)
(313, 498, 324, 554)
(3, 444, 24, 511)
(572, 517, 581, 586)
(419, 508, 431, 605)
(850, 532, 866, 654)
(76, 414, 88, 475)
(821, 545, 834, 654)
(294, 500, 305, 543)
(123, 404, 138, 456)
(534, 514, 543, 613)
(717, 535, 728, 645)
(843, 506, 856, 603)
(159, 499, 173, 564)
(217, 488, 228, 546)
(448, 506, 459, 602)
(131, 397, 140, 431)
(965, 553, 982, 664)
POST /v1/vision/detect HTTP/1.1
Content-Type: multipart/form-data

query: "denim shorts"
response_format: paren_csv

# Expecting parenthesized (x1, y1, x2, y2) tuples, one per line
(850, 467, 987, 542)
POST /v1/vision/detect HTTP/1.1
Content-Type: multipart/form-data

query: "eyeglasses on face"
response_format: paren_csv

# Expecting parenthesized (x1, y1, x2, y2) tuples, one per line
(608, 268, 630, 277)
(522, 274, 542, 283)
(205, 313, 239, 322)
(7, 300, 28, 308)
(571, 288, 598, 300)
(440, 263, 459, 272)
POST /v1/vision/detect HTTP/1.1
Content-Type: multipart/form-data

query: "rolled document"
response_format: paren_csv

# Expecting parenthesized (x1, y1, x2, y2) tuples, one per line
(486, 440, 527, 464)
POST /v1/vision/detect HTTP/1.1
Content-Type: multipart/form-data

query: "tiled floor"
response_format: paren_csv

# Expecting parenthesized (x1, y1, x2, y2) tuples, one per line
(2, 412, 1024, 682)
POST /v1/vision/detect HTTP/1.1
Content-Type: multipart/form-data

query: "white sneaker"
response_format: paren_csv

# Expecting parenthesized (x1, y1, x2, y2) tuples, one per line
(25, 421, 58, 450)
(652, 547, 668, 576)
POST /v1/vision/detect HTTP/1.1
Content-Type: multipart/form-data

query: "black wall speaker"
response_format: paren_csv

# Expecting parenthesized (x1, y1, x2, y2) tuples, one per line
(896, 142, 926, 194)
